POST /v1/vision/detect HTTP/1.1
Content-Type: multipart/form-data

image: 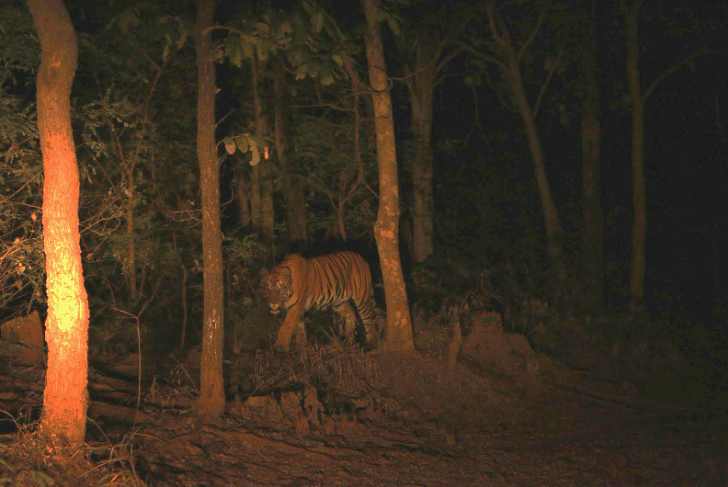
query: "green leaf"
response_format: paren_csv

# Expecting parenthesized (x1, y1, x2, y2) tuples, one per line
(386, 14, 400, 36)
(242, 38, 255, 60)
(257, 39, 268, 61)
(319, 62, 334, 86)
(223, 137, 236, 155)
(234, 135, 249, 153)
(307, 60, 320, 77)
(288, 46, 306, 67)
(249, 142, 261, 167)
(226, 35, 242, 67)
(115, 8, 139, 35)
(313, 12, 324, 34)
(249, 135, 267, 150)
(274, 20, 292, 39)
(294, 64, 308, 80)
(291, 15, 308, 44)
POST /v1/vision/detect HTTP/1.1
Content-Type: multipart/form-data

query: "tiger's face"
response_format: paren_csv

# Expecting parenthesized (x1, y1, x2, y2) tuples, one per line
(261, 268, 293, 315)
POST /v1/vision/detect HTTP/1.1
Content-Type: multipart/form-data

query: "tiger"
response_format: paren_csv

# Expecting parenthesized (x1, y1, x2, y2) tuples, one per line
(260, 251, 377, 352)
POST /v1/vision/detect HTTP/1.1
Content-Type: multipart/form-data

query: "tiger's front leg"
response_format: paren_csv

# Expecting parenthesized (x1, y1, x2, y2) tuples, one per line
(272, 304, 304, 352)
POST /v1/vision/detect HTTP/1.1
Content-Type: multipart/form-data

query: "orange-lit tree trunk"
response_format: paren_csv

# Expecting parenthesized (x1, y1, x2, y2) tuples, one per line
(195, 0, 225, 419)
(622, 0, 646, 314)
(363, 0, 414, 351)
(28, 0, 90, 444)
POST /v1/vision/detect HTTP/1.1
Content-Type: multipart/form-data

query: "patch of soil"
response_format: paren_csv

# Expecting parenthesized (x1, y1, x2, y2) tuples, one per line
(2, 312, 727, 486)
(130, 314, 727, 486)
(134, 365, 728, 487)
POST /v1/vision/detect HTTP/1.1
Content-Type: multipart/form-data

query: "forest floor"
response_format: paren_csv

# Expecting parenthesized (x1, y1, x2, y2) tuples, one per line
(134, 387, 727, 487)
(1, 313, 727, 486)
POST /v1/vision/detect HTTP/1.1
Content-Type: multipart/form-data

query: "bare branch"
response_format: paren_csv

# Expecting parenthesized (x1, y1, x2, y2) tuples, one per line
(516, 0, 553, 64)
(460, 44, 508, 72)
(533, 46, 565, 119)
(642, 50, 717, 104)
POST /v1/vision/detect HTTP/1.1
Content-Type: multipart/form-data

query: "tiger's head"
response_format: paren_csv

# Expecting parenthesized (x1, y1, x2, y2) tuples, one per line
(260, 267, 293, 315)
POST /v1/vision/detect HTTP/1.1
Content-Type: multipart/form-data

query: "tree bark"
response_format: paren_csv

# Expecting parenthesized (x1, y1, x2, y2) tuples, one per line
(28, 0, 90, 444)
(273, 62, 307, 245)
(195, 0, 225, 420)
(622, 0, 646, 314)
(509, 62, 563, 261)
(405, 43, 436, 264)
(580, 10, 604, 310)
(363, 0, 414, 351)
(486, 4, 563, 261)
(251, 59, 274, 240)
(236, 170, 251, 227)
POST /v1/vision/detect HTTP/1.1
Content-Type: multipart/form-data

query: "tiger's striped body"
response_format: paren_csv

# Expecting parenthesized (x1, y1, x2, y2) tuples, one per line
(261, 251, 377, 351)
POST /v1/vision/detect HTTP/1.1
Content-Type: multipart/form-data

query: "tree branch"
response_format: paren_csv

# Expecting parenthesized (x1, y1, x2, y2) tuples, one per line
(516, 0, 553, 64)
(533, 46, 565, 119)
(642, 49, 717, 104)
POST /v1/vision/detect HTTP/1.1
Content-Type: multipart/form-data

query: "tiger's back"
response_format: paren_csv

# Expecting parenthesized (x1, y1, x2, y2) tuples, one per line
(261, 251, 377, 351)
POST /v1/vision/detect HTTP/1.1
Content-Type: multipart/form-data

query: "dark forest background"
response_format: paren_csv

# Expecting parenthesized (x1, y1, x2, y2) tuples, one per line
(1, 0, 726, 361)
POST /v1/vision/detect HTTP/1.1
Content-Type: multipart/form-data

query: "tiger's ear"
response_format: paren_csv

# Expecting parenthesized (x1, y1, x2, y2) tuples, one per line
(260, 268, 271, 280)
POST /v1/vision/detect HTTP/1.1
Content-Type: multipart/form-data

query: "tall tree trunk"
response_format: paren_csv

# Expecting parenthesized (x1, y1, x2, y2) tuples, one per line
(622, 0, 646, 314)
(250, 165, 262, 230)
(273, 62, 307, 245)
(363, 0, 414, 352)
(236, 170, 251, 227)
(251, 59, 274, 240)
(406, 46, 435, 264)
(28, 0, 89, 444)
(248, 59, 262, 233)
(195, 0, 225, 420)
(581, 9, 604, 310)
(486, 4, 563, 262)
(509, 62, 563, 260)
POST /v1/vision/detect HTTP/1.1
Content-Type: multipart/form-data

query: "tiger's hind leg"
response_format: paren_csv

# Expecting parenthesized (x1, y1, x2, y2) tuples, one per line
(354, 299, 378, 350)
(333, 302, 358, 344)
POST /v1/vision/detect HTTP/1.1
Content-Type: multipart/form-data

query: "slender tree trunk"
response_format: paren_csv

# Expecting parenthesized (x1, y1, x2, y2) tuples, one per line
(363, 0, 414, 351)
(623, 0, 646, 314)
(273, 63, 307, 244)
(126, 168, 137, 302)
(250, 166, 262, 230)
(510, 61, 563, 260)
(249, 60, 262, 232)
(581, 97, 604, 308)
(195, 0, 225, 420)
(251, 59, 274, 240)
(236, 171, 251, 227)
(581, 10, 604, 310)
(28, 0, 89, 444)
(407, 51, 435, 264)
(485, 5, 563, 263)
